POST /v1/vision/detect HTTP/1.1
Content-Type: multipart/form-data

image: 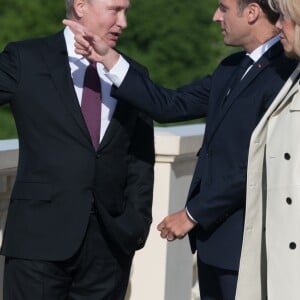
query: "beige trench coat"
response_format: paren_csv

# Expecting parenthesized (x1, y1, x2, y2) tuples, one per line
(235, 63, 300, 300)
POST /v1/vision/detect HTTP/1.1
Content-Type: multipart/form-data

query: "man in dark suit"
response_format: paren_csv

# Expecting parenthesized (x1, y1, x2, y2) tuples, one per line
(65, 0, 297, 299)
(0, 0, 154, 299)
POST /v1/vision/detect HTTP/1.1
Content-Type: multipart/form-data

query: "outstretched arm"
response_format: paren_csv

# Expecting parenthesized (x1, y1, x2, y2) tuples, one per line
(62, 19, 209, 123)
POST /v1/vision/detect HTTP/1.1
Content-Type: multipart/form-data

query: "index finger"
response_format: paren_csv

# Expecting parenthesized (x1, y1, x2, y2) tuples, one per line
(62, 19, 85, 35)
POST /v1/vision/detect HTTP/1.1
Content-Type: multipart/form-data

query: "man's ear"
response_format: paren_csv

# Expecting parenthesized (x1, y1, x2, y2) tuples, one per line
(247, 2, 262, 24)
(73, 0, 88, 18)
(247, 3, 261, 24)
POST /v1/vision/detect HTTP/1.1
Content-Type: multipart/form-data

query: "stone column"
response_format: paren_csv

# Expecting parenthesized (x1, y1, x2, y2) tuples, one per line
(126, 124, 204, 300)
(0, 139, 18, 300)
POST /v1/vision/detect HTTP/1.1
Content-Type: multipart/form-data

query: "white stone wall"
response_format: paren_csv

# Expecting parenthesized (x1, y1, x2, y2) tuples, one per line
(0, 125, 205, 300)
(0, 139, 18, 298)
(126, 125, 204, 300)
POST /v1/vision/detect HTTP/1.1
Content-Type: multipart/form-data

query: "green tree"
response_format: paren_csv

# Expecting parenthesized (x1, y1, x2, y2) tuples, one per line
(0, 0, 65, 48)
(118, 0, 233, 88)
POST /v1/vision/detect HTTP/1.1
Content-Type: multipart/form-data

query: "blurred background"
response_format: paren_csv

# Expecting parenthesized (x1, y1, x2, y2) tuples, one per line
(0, 0, 235, 139)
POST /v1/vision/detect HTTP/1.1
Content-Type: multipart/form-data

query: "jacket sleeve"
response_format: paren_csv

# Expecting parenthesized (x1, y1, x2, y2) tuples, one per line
(0, 43, 19, 105)
(105, 110, 155, 253)
(186, 168, 247, 231)
(111, 65, 210, 123)
(123, 111, 155, 249)
(102, 57, 155, 252)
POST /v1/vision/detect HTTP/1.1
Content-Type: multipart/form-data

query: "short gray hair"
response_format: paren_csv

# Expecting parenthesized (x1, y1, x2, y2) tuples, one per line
(65, 0, 74, 18)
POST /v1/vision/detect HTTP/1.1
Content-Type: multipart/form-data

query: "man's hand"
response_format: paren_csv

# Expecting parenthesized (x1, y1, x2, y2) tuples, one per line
(157, 209, 197, 242)
(62, 19, 120, 70)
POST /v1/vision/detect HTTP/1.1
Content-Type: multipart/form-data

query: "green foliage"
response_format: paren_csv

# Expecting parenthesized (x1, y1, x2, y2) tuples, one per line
(0, 106, 17, 139)
(118, 0, 233, 88)
(0, 0, 65, 49)
(0, 0, 235, 138)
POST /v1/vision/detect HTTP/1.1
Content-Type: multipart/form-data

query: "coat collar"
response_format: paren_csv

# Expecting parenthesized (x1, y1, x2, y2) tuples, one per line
(250, 63, 300, 145)
(224, 41, 283, 110)
(206, 41, 284, 146)
(273, 65, 300, 113)
(289, 70, 300, 111)
(41, 31, 91, 144)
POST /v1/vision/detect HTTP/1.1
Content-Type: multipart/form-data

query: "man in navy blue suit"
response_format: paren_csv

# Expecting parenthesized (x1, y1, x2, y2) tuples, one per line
(65, 0, 297, 298)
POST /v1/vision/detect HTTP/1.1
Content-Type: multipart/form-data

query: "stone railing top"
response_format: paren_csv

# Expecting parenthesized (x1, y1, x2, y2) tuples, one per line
(0, 139, 19, 173)
(0, 139, 18, 151)
(154, 124, 205, 158)
(0, 124, 206, 168)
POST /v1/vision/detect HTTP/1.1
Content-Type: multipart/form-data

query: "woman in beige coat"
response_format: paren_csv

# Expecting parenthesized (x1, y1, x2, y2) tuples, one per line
(235, 0, 300, 299)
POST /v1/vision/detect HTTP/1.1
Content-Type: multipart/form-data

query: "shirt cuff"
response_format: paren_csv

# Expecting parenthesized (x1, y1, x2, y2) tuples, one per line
(105, 55, 129, 87)
(186, 207, 197, 223)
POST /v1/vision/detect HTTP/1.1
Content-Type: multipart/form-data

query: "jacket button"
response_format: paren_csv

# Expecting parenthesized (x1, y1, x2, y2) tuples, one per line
(286, 197, 292, 205)
(96, 153, 100, 159)
(289, 242, 297, 249)
(284, 153, 291, 160)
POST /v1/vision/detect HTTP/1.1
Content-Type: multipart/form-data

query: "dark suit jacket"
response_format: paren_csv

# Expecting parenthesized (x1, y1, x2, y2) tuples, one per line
(111, 42, 297, 270)
(0, 31, 155, 260)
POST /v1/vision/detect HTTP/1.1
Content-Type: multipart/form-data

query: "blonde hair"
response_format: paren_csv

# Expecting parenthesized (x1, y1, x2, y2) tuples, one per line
(269, 0, 300, 56)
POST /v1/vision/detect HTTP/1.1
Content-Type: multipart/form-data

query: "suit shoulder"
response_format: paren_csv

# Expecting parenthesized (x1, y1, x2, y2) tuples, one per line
(3, 32, 60, 53)
(219, 51, 246, 66)
(271, 53, 297, 78)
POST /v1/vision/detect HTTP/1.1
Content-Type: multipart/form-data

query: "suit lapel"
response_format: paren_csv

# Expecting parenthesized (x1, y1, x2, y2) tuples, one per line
(207, 42, 282, 146)
(40, 31, 91, 145)
(98, 102, 125, 151)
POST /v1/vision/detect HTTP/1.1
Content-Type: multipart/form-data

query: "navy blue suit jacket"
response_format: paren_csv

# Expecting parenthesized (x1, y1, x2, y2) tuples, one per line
(111, 42, 297, 270)
(0, 31, 155, 260)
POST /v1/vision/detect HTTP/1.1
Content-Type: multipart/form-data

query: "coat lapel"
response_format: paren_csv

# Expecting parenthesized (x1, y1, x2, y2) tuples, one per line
(40, 31, 91, 146)
(277, 68, 300, 113)
(98, 102, 126, 151)
(267, 66, 300, 121)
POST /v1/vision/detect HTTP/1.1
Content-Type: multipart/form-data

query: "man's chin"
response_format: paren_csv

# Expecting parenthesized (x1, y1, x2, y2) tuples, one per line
(107, 40, 117, 48)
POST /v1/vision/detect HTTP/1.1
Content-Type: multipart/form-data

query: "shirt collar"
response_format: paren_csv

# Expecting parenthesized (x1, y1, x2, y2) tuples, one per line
(248, 35, 280, 62)
(64, 26, 87, 64)
(64, 26, 106, 74)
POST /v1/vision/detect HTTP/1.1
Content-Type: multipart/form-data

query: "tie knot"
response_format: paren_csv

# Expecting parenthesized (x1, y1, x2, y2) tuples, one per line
(88, 61, 97, 69)
(84, 61, 100, 92)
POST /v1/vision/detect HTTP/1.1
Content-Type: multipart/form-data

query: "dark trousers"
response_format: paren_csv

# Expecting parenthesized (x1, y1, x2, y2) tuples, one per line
(198, 257, 238, 300)
(3, 213, 133, 300)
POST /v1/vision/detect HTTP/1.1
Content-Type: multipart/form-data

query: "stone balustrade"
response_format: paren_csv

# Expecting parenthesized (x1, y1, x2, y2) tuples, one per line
(0, 124, 205, 300)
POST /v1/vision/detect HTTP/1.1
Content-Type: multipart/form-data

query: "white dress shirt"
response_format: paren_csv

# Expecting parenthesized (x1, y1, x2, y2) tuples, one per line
(64, 26, 122, 142)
